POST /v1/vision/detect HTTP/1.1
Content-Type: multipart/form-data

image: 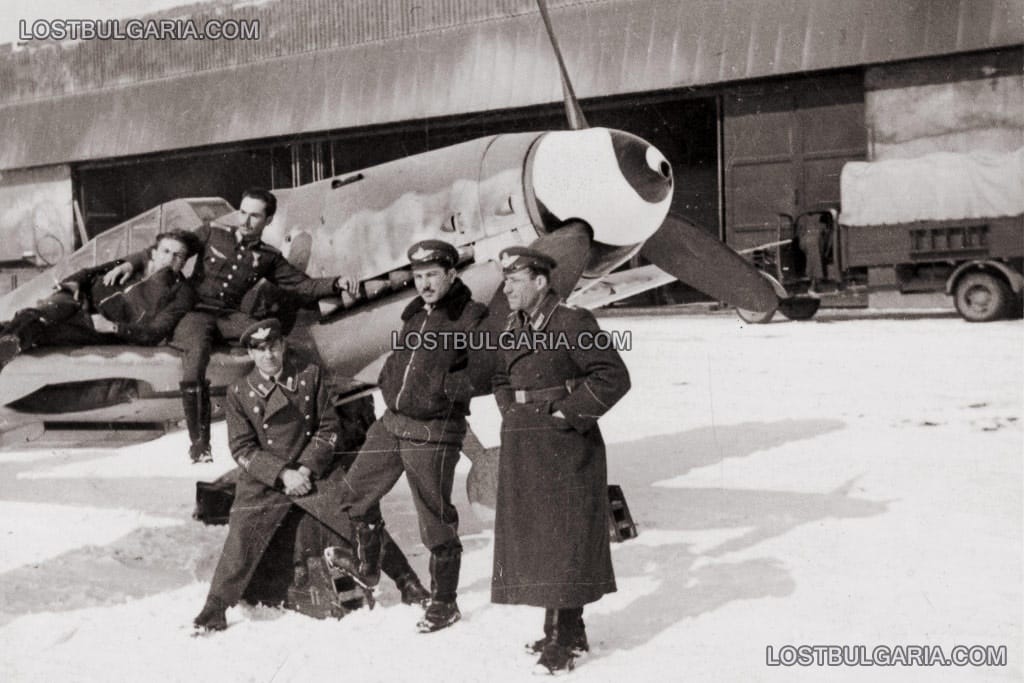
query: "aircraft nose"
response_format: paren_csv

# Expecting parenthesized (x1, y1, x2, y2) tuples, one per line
(526, 128, 674, 247)
(608, 130, 673, 205)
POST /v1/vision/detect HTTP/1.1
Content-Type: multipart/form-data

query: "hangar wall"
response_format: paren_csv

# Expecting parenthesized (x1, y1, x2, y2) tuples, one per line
(0, 165, 73, 294)
(866, 48, 1024, 159)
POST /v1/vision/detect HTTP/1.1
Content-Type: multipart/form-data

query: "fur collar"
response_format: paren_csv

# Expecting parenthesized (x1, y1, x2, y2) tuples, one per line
(401, 278, 474, 322)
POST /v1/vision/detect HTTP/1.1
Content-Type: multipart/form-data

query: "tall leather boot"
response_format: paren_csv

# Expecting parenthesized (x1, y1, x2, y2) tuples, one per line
(525, 609, 556, 654)
(534, 608, 582, 675)
(0, 310, 45, 368)
(416, 540, 462, 633)
(181, 381, 212, 463)
(379, 534, 429, 606)
(352, 519, 384, 587)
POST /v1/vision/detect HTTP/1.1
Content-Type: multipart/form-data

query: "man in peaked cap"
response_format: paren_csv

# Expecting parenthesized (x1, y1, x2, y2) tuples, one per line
(334, 239, 490, 634)
(193, 319, 427, 632)
(490, 245, 631, 674)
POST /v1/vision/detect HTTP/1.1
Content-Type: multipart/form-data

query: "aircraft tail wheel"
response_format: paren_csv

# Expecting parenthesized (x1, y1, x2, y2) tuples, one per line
(954, 271, 1012, 322)
(778, 297, 821, 321)
(735, 270, 783, 324)
(736, 304, 776, 324)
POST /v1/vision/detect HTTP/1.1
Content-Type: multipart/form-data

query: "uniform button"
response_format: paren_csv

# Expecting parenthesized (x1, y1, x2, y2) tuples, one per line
(222, 282, 229, 287)
(300, 380, 306, 386)
(209, 257, 215, 263)
(249, 391, 255, 397)
(305, 415, 311, 420)
(305, 431, 311, 436)
(232, 265, 238, 270)
(228, 275, 233, 280)
(268, 439, 274, 445)
(253, 407, 260, 414)
(263, 423, 268, 429)
(237, 254, 243, 260)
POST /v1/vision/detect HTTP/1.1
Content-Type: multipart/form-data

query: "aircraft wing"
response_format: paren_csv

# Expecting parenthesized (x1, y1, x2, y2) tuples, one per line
(567, 265, 676, 310)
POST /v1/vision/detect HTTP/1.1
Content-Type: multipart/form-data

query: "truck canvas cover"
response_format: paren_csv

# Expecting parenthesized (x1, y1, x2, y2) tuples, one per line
(839, 148, 1024, 226)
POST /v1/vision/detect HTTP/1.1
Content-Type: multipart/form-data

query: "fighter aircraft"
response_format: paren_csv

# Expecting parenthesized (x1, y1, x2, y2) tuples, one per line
(0, 1, 775, 451)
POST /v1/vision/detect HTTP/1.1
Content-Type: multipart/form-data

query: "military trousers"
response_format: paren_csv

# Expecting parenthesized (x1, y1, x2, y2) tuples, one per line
(342, 419, 462, 551)
(172, 309, 256, 383)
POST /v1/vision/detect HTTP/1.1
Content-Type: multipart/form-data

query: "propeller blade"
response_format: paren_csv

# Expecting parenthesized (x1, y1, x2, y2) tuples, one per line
(640, 214, 779, 312)
(487, 221, 592, 324)
(536, 0, 588, 130)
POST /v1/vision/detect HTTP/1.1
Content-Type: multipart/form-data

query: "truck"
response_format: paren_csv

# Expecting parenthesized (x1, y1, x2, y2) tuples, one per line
(736, 148, 1023, 323)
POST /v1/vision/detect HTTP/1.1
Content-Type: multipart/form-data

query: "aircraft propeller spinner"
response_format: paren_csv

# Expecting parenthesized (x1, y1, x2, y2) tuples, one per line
(532, 0, 777, 313)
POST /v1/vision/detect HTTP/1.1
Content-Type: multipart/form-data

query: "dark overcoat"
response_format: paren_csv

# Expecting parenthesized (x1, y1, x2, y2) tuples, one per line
(209, 350, 355, 605)
(490, 290, 630, 608)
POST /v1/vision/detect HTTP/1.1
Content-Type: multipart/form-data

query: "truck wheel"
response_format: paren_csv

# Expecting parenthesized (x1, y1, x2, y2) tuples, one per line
(736, 303, 776, 324)
(954, 272, 1011, 322)
(778, 297, 821, 321)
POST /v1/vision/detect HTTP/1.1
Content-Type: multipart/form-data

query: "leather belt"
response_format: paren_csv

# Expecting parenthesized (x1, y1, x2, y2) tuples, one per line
(513, 379, 579, 404)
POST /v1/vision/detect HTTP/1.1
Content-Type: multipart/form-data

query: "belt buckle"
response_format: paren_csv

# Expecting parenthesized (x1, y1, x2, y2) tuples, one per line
(514, 389, 527, 403)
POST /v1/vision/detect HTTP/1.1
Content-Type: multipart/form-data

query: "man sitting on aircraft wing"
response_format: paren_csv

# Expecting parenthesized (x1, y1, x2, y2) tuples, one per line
(103, 187, 357, 464)
(0, 229, 200, 371)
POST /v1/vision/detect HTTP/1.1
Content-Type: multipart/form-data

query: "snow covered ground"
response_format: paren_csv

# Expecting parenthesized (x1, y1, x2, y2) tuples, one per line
(1, 311, 1020, 682)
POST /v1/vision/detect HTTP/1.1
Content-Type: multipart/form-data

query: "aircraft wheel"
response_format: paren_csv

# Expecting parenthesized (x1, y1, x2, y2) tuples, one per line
(778, 297, 821, 321)
(736, 304, 776, 324)
(954, 272, 1012, 322)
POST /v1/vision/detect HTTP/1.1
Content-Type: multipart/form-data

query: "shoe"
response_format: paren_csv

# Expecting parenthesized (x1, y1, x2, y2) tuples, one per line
(416, 600, 461, 633)
(396, 573, 430, 606)
(192, 597, 227, 632)
(0, 334, 21, 367)
(190, 444, 213, 464)
(533, 642, 575, 676)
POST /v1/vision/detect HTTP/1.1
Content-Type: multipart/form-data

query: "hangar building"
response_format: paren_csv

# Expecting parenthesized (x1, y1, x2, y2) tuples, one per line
(0, 0, 1020, 303)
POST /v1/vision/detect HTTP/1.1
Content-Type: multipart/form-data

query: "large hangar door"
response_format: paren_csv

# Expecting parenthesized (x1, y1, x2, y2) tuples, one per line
(723, 73, 866, 252)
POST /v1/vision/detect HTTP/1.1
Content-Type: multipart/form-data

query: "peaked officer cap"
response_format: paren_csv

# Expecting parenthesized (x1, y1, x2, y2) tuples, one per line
(240, 318, 283, 348)
(408, 240, 459, 270)
(499, 246, 558, 275)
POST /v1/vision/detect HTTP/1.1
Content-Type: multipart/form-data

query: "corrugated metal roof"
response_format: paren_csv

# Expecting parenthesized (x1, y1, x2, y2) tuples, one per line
(1, 0, 1021, 170)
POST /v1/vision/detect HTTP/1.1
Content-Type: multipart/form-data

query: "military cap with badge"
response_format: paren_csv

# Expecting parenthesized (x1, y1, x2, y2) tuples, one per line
(499, 246, 558, 275)
(408, 240, 460, 270)
(240, 318, 283, 349)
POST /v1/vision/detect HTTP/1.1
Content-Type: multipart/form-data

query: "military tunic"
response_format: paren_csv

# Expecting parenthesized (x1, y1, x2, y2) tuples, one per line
(125, 225, 338, 382)
(1, 258, 194, 350)
(490, 290, 631, 608)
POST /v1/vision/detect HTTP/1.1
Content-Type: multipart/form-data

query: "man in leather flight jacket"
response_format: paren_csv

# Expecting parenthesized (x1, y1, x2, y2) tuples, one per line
(336, 239, 489, 634)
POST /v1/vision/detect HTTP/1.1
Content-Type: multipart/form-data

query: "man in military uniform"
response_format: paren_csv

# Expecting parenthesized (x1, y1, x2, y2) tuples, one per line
(490, 247, 631, 675)
(193, 319, 427, 633)
(105, 188, 355, 463)
(0, 230, 199, 371)
(337, 239, 489, 634)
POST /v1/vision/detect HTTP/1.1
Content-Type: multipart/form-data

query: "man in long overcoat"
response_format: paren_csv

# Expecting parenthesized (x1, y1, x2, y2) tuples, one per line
(490, 247, 630, 675)
(192, 319, 426, 632)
